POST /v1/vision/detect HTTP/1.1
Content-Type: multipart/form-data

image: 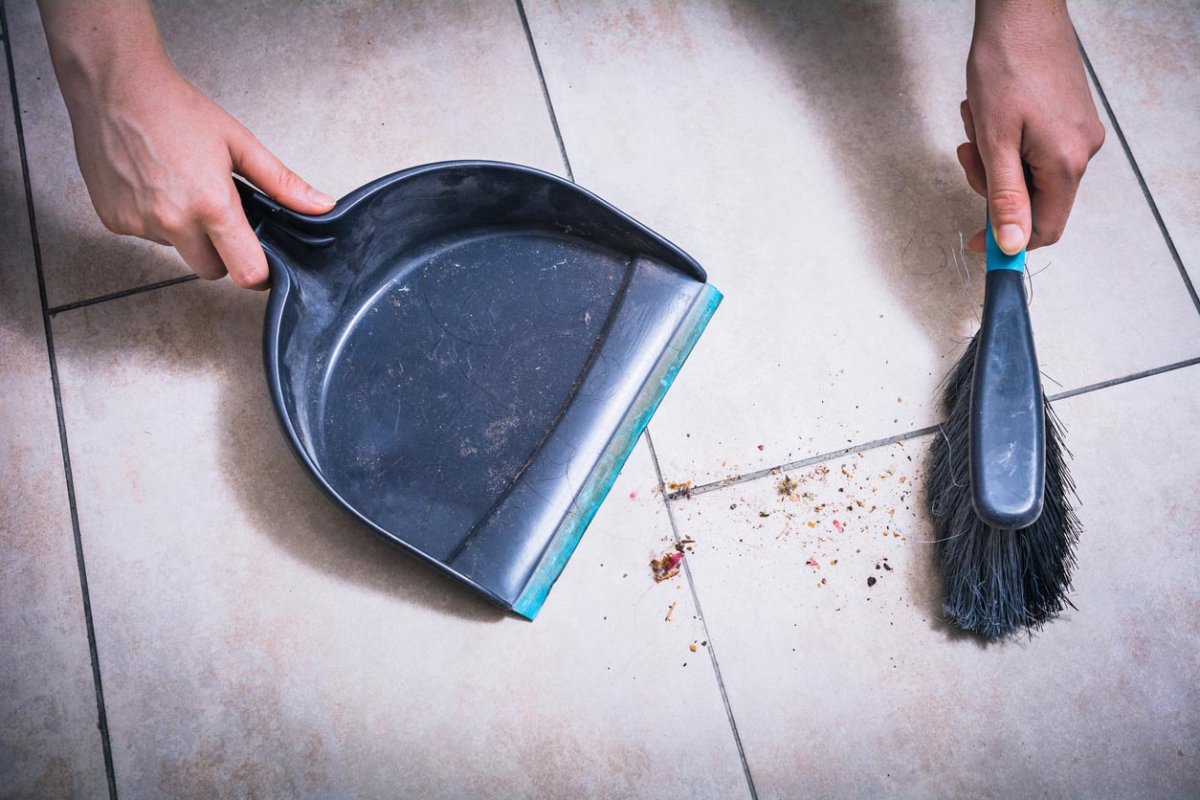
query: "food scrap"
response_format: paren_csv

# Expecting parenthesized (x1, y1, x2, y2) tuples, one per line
(867, 576, 877, 587)
(629, 489, 639, 499)
(757, 443, 765, 451)
(832, 519, 844, 533)
(664, 602, 677, 622)
(651, 551, 685, 583)
(689, 643, 698, 653)
(805, 557, 819, 568)
(777, 475, 799, 498)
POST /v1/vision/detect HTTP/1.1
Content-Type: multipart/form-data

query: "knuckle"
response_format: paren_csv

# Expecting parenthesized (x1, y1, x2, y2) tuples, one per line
(231, 266, 267, 289)
(191, 189, 232, 224)
(988, 187, 1027, 217)
(1040, 226, 1065, 246)
(151, 203, 188, 236)
(274, 165, 303, 194)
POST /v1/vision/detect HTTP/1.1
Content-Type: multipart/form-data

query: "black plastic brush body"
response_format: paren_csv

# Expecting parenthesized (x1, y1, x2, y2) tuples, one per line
(927, 218, 1080, 639)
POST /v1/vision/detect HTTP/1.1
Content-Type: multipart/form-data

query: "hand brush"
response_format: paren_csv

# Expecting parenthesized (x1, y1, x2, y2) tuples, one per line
(927, 214, 1081, 639)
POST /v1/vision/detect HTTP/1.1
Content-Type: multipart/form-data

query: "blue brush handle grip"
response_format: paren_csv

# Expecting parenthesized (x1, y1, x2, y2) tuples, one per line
(985, 213, 1027, 273)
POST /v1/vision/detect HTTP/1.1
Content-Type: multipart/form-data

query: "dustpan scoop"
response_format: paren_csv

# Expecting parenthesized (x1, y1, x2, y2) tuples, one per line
(237, 161, 720, 618)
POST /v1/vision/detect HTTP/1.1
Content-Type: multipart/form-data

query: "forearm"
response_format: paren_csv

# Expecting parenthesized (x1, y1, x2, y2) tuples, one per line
(38, 0, 172, 105)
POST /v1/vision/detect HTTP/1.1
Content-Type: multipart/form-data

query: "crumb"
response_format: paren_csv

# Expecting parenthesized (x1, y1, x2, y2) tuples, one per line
(867, 576, 877, 587)
(665, 602, 677, 622)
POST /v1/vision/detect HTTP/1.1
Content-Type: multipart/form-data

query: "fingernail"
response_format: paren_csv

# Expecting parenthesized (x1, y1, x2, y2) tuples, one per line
(996, 223, 1025, 255)
(308, 188, 335, 208)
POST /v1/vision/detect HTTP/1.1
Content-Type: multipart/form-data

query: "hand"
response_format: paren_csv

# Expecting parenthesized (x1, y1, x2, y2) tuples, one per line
(957, 0, 1105, 255)
(40, 0, 333, 289)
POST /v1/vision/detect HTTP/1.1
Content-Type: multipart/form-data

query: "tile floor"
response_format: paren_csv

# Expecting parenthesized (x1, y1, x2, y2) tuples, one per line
(2, 1, 1197, 798)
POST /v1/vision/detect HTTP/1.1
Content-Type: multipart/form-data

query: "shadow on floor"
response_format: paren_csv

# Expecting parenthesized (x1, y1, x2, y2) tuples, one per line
(0, 176, 505, 625)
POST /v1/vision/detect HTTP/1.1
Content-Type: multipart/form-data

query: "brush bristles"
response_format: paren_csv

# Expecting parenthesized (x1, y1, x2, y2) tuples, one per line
(927, 336, 1082, 639)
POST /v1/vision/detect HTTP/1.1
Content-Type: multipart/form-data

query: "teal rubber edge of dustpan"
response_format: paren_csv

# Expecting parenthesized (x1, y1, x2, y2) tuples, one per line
(246, 161, 721, 621)
(513, 283, 722, 619)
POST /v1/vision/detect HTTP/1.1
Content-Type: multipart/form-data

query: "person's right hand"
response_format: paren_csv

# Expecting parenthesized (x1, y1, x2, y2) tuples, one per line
(40, 0, 333, 289)
(957, 0, 1105, 255)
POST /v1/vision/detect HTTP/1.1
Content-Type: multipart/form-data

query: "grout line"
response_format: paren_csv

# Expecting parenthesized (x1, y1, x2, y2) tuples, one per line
(1076, 31, 1200, 317)
(1, 6, 119, 798)
(645, 429, 760, 800)
(672, 426, 940, 500)
(1047, 355, 1200, 402)
(670, 355, 1200, 500)
(48, 274, 198, 316)
(515, 0, 575, 182)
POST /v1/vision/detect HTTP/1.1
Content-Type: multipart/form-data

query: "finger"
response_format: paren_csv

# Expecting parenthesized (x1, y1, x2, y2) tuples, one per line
(968, 229, 986, 253)
(959, 99, 976, 143)
(227, 126, 335, 215)
(976, 135, 1031, 255)
(956, 142, 987, 198)
(205, 189, 271, 290)
(169, 226, 227, 281)
(1027, 169, 1081, 251)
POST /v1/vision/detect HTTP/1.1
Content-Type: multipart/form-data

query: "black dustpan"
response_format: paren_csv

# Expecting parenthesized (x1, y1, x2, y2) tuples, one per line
(237, 161, 720, 619)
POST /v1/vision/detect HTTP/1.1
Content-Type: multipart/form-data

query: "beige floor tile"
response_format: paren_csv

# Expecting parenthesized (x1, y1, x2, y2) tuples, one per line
(669, 365, 1200, 798)
(1074, 1, 1200, 297)
(524, 0, 1200, 486)
(0, 53, 110, 800)
(6, 0, 565, 308)
(51, 280, 749, 798)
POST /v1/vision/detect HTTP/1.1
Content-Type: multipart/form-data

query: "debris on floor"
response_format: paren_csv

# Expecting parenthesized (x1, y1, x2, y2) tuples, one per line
(666, 480, 693, 499)
(664, 601, 677, 622)
(777, 475, 799, 499)
(651, 551, 685, 583)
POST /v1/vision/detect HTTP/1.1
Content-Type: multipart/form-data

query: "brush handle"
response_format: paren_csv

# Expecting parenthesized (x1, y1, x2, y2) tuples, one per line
(970, 214, 1045, 529)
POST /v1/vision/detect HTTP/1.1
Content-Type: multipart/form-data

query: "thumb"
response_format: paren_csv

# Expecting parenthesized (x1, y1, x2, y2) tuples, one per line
(228, 127, 335, 215)
(978, 138, 1031, 255)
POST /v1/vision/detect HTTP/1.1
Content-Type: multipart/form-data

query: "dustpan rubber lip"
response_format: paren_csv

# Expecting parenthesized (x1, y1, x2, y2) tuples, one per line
(258, 159, 712, 614)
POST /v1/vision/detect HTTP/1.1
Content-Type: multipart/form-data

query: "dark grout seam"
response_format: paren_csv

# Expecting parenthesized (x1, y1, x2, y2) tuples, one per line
(1, 5, 120, 798)
(1076, 32, 1200, 318)
(645, 430, 760, 800)
(512, 4, 755, 790)
(673, 426, 941, 500)
(670, 355, 1200, 500)
(1046, 354, 1200, 402)
(515, 0, 574, 182)
(48, 274, 198, 316)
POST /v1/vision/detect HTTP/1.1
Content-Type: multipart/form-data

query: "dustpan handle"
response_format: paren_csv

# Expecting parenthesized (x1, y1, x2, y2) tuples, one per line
(233, 175, 283, 236)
